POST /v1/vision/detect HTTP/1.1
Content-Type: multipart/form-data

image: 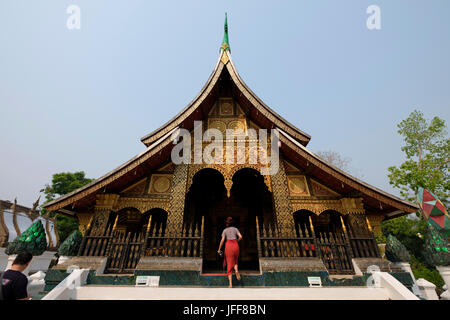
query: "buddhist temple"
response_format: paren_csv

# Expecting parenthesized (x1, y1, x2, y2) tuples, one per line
(43, 15, 419, 280)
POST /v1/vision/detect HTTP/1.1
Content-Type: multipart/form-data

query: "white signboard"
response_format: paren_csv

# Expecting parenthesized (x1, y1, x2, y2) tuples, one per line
(308, 276, 322, 287)
(135, 276, 160, 287)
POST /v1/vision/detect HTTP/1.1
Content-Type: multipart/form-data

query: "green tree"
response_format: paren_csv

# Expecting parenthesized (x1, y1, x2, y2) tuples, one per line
(385, 110, 449, 289)
(40, 171, 94, 243)
(41, 171, 93, 203)
(387, 110, 449, 205)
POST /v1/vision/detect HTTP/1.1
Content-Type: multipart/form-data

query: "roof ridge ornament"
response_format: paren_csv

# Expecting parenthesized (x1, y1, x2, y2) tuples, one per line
(220, 12, 230, 52)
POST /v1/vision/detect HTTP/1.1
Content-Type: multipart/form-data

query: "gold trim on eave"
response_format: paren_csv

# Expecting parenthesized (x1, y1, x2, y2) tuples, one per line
(221, 51, 229, 64)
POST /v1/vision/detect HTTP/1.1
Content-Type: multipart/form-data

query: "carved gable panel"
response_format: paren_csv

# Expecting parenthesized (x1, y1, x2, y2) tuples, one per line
(149, 174, 173, 194)
(120, 179, 147, 195)
(284, 160, 301, 174)
(310, 179, 340, 197)
(219, 98, 234, 115)
(157, 162, 175, 173)
(287, 175, 310, 196)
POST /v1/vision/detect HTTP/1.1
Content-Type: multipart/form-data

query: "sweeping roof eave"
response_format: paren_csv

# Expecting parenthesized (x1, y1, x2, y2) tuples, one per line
(140, 50, 311, 148)
(277, 128, 419, 219)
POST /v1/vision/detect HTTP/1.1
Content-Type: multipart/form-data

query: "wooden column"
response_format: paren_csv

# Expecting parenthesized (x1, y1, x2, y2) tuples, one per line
(76, 213, 94, 236)
(166, 163, 189, 236)
(164, 163, 189, 256)
(91, 194, 120, 234)
(271, 159, 295, 237)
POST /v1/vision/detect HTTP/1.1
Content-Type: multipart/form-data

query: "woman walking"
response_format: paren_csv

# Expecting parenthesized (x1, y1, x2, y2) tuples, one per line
(218, 217, 243, 288)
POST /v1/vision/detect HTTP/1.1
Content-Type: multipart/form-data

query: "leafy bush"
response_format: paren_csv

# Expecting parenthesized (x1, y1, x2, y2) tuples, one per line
(381, 215, 427, 261)
(410, 254, 444, 290)
(375, 232, 386, 244)
(55, 214, 80, 244)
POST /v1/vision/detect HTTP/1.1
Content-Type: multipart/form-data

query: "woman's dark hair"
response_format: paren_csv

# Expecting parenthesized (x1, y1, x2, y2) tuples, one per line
(13, 251, 33, 265)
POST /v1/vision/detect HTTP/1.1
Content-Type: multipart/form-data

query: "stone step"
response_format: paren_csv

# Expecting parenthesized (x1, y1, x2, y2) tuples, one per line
(74, 286, 391, 300)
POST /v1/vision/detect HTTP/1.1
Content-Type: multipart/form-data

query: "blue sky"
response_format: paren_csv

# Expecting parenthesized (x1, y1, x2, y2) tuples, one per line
(0, 0, 449, 206)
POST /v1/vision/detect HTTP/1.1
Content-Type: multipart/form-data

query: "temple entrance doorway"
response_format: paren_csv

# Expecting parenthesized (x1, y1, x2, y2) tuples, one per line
(184, 168, 274, 274)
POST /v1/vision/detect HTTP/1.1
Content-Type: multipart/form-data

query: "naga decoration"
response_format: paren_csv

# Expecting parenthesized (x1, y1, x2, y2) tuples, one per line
(423, 223, 450, 267)
(57, 229, 82, 257)
(385, 234, 411, 263)
(417, 187, 450, 238)
(5, 220, 47, 256)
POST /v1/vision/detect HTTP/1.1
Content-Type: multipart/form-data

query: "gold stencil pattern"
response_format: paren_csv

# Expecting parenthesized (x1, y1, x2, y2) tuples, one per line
(287, 175, 310, 196)
(149, 174, 173, 194)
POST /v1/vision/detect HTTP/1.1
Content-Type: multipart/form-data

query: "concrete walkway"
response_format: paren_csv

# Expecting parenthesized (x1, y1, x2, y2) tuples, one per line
(75, 286, 390, 300)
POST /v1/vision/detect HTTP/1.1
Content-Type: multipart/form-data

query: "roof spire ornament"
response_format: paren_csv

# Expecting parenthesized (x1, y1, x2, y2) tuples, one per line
(220, 13, 230, 52)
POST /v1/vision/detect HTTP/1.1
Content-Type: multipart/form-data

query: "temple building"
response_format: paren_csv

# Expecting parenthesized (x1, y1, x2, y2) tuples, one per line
(43, 16, 418, 279)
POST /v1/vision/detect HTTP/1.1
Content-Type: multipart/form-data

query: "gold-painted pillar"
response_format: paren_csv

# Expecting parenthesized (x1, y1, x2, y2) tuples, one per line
(166, 163, 188, 235)
(271, 159, 294, 236)
(91, 194, 120, 234)
(76, 213, 94, 236)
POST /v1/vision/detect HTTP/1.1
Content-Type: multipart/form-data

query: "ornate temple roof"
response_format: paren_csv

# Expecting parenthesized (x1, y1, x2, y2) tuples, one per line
(42, 15, 419, 218)
(139, 14, 311, 148)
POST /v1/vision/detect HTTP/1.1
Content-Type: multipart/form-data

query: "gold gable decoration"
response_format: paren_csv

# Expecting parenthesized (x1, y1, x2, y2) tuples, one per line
(284, 160, 301, 174)
(114, 197, 170, 213)
(291, 197, 365, 216)
(220, 51, 229, 64)
(156, 162, 175, 173)
(340, 198, 365, 214)
(76, 212, 94, 235)
(219, 98, 234, 115)
(120, 178, 146, 194)
(149, 174, 173, 194)
(310, 179, 340, 197)
(287, 175, 310, 196)
(94, 194, 120, 211)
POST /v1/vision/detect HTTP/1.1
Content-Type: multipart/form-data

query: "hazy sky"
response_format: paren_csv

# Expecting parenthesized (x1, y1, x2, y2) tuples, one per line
(0, 0, 449, 206)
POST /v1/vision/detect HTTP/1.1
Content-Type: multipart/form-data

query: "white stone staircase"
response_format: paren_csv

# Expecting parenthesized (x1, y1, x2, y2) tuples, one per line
(42, 269, 419, 300)
(73, 286, 392, 300)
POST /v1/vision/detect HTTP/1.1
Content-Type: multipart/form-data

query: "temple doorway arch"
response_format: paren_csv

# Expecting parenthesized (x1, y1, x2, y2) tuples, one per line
(184, 167, 274, 273)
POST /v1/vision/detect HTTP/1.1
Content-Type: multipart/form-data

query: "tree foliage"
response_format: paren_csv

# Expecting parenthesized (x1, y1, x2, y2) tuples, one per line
(316, 150, 363, 178)
(40, 171, 93, 243)
(387, 110, 449, 204)
(381, 215, 427, 261)
(385, 110, 449, 289)
(410, 254, 444, 290)
(317, 150, 352, 171)
(41, 171, 94, 203)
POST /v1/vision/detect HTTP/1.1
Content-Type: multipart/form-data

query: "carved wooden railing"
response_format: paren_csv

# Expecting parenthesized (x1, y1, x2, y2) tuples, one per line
(144, 216, 205, 258)
(256, 217, 318, 258)
(315, 230, 353, 274)
(105, 231, 144, 273)
(78, 224, 114, 257)
(346, 220, 380, 259)
(256, 213, 382, 274)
